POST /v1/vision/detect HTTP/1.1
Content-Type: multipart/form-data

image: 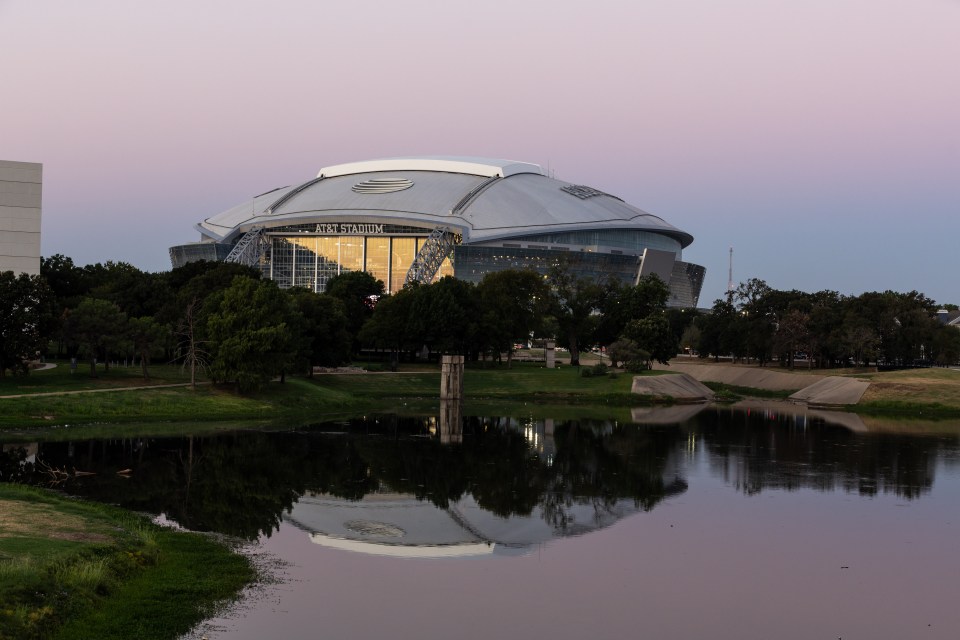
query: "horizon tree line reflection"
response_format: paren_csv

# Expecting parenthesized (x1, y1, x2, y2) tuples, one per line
(1, 410, 957, 541)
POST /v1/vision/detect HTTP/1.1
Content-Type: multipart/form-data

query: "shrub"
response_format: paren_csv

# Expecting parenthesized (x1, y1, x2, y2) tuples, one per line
(582, 363, 608, 378)
(608, 338, 652, 372)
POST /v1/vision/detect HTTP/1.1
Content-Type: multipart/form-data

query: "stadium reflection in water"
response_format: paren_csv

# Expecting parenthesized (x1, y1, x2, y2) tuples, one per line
(3, 407, 960, 639)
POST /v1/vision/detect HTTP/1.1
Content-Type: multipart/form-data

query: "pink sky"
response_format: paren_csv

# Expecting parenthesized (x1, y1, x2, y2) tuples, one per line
(2, 0, 957, 304)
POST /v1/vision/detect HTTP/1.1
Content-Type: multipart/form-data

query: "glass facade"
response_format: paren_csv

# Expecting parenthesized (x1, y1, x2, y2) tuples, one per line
(190, 223, 698, 306)
(263, 231, 447, 293)
(339, 236, 364, 274)
(667, 261, 706, 308)
(365, 237, 390, 288)
(453, 246, 640, 286)
(504, 229, 682, 257)
(390, 237, 416, 293)
(168, 242, 233, 268)
(291, 237, 317, 289)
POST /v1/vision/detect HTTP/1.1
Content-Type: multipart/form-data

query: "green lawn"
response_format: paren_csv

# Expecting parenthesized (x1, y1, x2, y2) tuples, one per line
(1, 362, 664, 431)
(6, 360, 960, 428)
(0, 361, 198, 395)
(0, 373, 362, 429)
(310, 361, 660, 403)
(856, 368, 960, 417)
(0, 485, 253, 640)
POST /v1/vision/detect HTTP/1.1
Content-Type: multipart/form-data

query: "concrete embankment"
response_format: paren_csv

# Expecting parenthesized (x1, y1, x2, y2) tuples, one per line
(631, 373, 714, 403)
(788, 377, 870, 406)
(651, 362, 870, 406)
(653, 362, 824, 391)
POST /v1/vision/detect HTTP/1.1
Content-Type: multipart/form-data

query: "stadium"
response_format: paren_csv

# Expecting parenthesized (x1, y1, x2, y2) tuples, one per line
(169, 157, 705, 307)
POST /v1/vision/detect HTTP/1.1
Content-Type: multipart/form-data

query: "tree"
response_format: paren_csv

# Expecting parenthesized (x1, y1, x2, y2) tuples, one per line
(680, 323, 701, 354)
(406, 276, 479, 356)
(695, 299, 737, 361)
(595, 275, 670, 348)
(842, 318, 879, 367)
(850, 290, 937, 366)
(41, 254, 86, 303)
(893, 306, 937, 365)
(0, 272, 54, 376)
(128, 316, 168, 379)
(358, 288, 418, 358)
(773, 309, 811, 370)
(177, 298, 209, 390)
(931, 325, 960, 366)
(206, 276, 301, 393)
(287, 287, 351, 373)
(622, 315, 678, 364)
(325, 271, 385, 353)
(730, 278, 773, 309)
(477, 269, 549, 366)
(729, 279, 777, 365)
(665, 307, 701, 346)
(63, 298, 129, 376)
(164, 262, 262, 326)
(804, 291, 844, 368)
(546, 264, 604, 366)
(92, 265, 171, 319)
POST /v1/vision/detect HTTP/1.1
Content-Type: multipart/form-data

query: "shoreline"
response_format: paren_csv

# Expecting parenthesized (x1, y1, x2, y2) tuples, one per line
(2, 360, 959, 434)
(0, 485, 253, 640)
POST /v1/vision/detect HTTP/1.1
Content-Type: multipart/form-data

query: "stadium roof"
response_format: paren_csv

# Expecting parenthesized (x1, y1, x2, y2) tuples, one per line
(195, 156, 694, 248)
(318, 156, 543, 179)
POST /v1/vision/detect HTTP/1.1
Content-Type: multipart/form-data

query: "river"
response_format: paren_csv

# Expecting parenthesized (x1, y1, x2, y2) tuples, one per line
(3, 405, 959, 639)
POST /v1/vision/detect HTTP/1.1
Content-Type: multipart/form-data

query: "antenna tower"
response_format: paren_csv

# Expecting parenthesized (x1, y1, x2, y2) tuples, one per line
(727, 247, 734, 292)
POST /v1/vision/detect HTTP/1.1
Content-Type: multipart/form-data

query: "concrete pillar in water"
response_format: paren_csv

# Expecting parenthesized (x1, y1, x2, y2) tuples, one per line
(545, 340, 556, 369)
(440, 355, 464, 400)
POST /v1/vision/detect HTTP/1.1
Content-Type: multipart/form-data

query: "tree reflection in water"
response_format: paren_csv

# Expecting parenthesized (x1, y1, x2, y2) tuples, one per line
(1, 409, 957, 541)
(701, 409, 957, 499)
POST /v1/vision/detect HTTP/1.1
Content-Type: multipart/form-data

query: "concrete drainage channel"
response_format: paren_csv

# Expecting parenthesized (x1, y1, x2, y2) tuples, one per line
(641, 363, 872, 408)
(787, 377, 871, 406)
(631, 373, 716, 403)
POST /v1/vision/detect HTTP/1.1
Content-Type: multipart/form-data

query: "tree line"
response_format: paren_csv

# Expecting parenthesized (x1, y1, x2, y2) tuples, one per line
(688, 278, 960, 368)
(3, 257, 956, 389)
(0, 256, 678, 391)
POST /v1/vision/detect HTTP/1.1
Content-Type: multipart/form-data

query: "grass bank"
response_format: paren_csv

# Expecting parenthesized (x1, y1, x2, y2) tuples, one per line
(856, 368, 960, 417)
(700, 381, 794, 402)
(0, 363, 666, 431)
(315, 363, 657, 404)
(0, 362, 363, 429)
(9, 361, 958, 428)
(0, 484, 252, 640)
(660, 359, 960, 416)
(1, 362, 196, 394)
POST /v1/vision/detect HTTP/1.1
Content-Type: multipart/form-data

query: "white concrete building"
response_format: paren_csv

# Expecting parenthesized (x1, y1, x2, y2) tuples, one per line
(0, 160, 43, 276)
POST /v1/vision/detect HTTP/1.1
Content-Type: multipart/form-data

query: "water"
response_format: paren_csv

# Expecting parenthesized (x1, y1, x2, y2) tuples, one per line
(3, 407, 960, 639)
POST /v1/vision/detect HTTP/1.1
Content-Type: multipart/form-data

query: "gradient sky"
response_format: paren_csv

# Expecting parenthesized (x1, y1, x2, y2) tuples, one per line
(2, 0, 957, 305)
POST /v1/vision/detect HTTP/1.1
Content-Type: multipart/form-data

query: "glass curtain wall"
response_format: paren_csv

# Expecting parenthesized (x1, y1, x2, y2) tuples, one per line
(266, 234, 449, 293)
(390, 237, 416, 292)
(291, 237, 317, 289)
(339, 237, 364, 274)
(316, 237, 340, 292)
(365, 237, 390, 288)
